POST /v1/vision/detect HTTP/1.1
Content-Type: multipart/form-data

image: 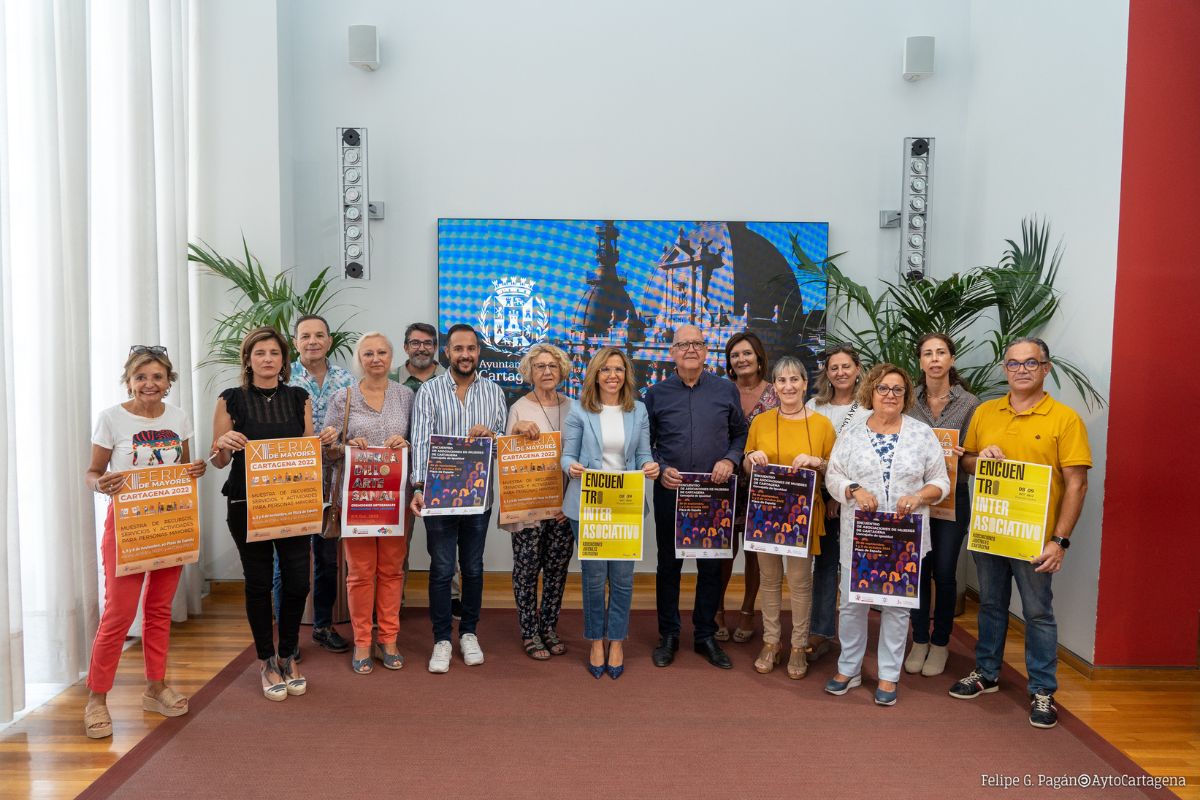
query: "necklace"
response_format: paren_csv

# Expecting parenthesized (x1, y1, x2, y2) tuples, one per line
(534, 392, 562, 431)
(255, 385, 279, 403)
(775, 408, 816, 468)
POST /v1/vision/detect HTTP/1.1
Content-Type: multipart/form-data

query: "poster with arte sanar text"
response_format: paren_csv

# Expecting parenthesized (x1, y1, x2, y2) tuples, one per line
(577, 470, 645, 561)
(245, 437, 324, 541)
(850, 510, 922, 609)
(341, 446, 407, 537)
(113, 464, 200, 576)
(968, 458, 1052, 561)
(743, 464, 817, 558)
(674, 473, 736, 559)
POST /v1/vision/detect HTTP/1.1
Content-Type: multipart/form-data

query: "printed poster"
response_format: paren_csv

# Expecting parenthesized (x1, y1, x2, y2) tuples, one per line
(497, 432, 564, 526)
(675, 473, 736, 558)
(968, 458, 1052, 561)
(930, 428, 960, 521)
(340, 446, 407, 537)
(112, 464, 200, 576)
(245, 436, 324, 542)
(743, 464, 817, 558)
(850, 510, 922, 608)
(577, 470, 645, 561)
(422, 434, 493, 516)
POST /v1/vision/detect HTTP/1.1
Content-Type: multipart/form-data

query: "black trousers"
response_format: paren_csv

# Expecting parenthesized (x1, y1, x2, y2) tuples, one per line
(653, 482, 723, 641)
(228, 501, 311, 660)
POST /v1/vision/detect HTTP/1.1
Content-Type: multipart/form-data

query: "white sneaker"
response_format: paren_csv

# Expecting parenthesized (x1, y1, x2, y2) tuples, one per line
(428, 640, 452, 673)
(460, 633, 485, 666)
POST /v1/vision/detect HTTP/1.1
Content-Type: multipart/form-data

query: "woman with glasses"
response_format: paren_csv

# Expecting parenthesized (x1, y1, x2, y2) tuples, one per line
(824, 364, 949, 706)
(83, 346, 208, 737)
(504, 343, 575, 660)
(561, 348, 659, 679)
(903, 334, 980, 677)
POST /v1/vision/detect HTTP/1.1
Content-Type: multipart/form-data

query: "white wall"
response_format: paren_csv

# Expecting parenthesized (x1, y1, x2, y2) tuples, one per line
(195, 0, 1129, 659)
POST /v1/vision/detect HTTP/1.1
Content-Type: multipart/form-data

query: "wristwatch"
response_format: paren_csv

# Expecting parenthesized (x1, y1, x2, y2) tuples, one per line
(848, 482, 861, 494)
(1050, 535, 1071, 550)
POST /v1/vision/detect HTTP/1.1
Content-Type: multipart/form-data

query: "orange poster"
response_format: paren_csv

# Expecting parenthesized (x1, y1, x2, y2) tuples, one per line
(112, 464, 200, 576)
(930, 428, 959, 521)
(497, 432, 563, 526)
(244, 436, 324, 541)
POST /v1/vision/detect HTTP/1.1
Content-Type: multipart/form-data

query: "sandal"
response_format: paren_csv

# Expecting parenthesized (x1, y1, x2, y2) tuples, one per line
(352, 648, 374, 675)
(278, 655, 307, 696)
(732, 611, 756, 643)
(787, 646, 808, 680)
(523, 635, 551, 661)
(542, 631, 567, 656)
(754, 642, 782, 674)
(714, 625, 731, 642)
(84, 702, 113, 739)
(261, 658, 287, 701)
(142, 686, 189, 717)
(373, 643, 405, 670)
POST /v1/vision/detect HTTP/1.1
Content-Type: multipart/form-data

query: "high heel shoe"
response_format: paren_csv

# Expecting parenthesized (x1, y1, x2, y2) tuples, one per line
(261, 657, 287, 702)
(587, 661, 605, 679)
(787, 646, 808, 680)
(278, 655, 307, 696)
(732, 611, 756, 643)
(754, 642, 782, 674)
(373, 643, 405, 670)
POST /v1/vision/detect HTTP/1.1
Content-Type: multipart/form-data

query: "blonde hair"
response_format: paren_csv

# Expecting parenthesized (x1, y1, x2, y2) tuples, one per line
(351, 331, 394, 378)
(857, 363, 915, 412)
(121, 351, 177, 396)
(812, 345, 863, 406)
(518, 343, 570, 385)
(579, 348, 636, 413)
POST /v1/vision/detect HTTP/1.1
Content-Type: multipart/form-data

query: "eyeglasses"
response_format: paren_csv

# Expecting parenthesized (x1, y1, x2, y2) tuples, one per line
(672, 341, 706, 352)
(599, 366, 626, 375)
(532, 362, 560, 372)
(130, 345, 168, 357)
(405, 339, 436, 350)
(1004, 359, 1048, 372)
(875, 384, 907, 397)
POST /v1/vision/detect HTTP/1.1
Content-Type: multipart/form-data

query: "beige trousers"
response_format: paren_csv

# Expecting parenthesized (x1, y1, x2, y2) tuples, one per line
(757, 553, 813, 648)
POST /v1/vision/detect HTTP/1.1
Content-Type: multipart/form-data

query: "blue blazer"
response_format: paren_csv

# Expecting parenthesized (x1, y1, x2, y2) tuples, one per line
(560, 401, 654, 520)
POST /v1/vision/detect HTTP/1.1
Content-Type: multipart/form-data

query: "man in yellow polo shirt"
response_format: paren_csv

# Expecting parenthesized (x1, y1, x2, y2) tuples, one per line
(948, 338, 1091, 730)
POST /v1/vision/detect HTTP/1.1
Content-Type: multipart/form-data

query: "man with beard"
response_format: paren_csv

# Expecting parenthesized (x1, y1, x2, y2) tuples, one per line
(410, 324, 506, 673)
(398, 322, 445, 392)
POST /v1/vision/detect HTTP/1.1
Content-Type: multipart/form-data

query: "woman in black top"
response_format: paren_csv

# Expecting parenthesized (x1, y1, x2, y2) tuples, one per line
(211, 326, 334, 700)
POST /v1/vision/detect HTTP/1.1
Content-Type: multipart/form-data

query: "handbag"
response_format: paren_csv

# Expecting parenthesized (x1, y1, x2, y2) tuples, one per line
(320, 389, 352, 539)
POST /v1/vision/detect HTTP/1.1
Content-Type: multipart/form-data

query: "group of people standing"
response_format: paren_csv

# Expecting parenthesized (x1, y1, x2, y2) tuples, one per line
(82, 315, 1090, 738)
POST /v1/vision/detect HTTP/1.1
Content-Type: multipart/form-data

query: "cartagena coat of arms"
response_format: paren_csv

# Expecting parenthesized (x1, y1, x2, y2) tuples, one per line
(477, 277, 549, 355)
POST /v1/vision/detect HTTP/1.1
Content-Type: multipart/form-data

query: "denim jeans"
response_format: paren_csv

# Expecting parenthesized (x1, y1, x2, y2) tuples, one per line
(911, 490, 969, 646)
(973, 550, 1058, 694)
(571, 520, 635, 641)
(425, 512, 489, 643)
(808, 518, 841, 639)
(653, 482, 722, 641)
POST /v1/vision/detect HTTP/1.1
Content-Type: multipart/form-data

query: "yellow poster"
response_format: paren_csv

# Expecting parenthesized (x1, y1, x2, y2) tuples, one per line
(245, 436, 324, 542)
(112, 464, 200, 576)
(930, 428, 960, 521)
(577, 470, 644, 561)
(967, 458, 1052, 561)
(497, 432, 563, 526)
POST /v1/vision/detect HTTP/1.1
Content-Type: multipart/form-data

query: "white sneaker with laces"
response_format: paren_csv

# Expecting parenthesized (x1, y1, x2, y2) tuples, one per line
(428, 640, 452, 673)
(460, 633, 485, 666)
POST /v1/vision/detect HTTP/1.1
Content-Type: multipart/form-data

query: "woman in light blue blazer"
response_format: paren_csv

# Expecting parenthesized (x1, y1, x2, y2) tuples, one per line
(562, 347, 659, 679)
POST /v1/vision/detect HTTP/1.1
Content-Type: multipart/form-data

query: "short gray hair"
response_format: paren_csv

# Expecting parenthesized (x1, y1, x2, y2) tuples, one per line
(1005, 337, 1050, 361)
(771, 355, 807, 382)
(351, 331, 395, 378)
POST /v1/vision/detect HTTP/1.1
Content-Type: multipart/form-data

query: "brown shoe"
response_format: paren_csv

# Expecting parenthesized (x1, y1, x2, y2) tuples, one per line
(805, 634, 832, 663)
(787, 647, 808, 680)
(754, 642, 782, 674)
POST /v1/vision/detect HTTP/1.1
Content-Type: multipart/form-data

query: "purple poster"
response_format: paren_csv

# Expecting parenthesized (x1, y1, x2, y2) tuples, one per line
(850, 510, 922, 609)
(674, 473, 736, 559)
(743, 464, 817, 558)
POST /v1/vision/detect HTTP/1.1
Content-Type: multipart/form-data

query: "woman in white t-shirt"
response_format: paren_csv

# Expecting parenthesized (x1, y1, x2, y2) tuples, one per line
(561, 348, 659, 679)
(82, 346, 207, 739)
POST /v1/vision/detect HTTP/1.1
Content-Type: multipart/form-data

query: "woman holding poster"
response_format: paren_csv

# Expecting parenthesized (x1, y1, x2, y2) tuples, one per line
(211, 327, 332, 701)
(561, 348, 659, 679)
(825, 364, 949, 706)
(503, 343, 574, 661)
(742, 356, 834, 681)
(82, 346, 207, 738)
(804, 345, 870, 664)
(322, 332, 415, 674)
(904, 334, 980, 677)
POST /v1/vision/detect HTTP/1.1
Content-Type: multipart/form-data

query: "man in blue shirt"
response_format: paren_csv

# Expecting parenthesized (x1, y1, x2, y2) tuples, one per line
(644, 324, 748, 669)
(287, 314, 355, 653)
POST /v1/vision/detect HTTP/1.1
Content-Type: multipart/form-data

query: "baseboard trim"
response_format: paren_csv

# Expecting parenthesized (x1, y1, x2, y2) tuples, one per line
(962, 587, 1096, 678)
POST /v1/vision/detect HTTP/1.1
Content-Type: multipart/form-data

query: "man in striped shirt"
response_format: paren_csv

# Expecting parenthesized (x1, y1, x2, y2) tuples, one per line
(410, 324, 507, 673)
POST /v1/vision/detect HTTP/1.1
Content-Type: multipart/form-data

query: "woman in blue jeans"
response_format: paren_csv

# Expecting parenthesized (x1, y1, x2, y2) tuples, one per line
(561, 348, 659, 680)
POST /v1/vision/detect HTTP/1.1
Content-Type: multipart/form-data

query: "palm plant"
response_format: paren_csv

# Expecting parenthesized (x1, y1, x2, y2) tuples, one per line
(793, 218, 1105, 410)
(189, 238, 359, 376)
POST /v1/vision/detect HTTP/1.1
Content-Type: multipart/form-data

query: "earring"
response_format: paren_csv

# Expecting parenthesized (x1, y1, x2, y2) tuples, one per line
(163, 389, 170, 398)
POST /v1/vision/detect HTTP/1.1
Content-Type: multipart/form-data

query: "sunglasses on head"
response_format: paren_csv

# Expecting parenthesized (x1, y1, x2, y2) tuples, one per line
(129, 345, 168, 357)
